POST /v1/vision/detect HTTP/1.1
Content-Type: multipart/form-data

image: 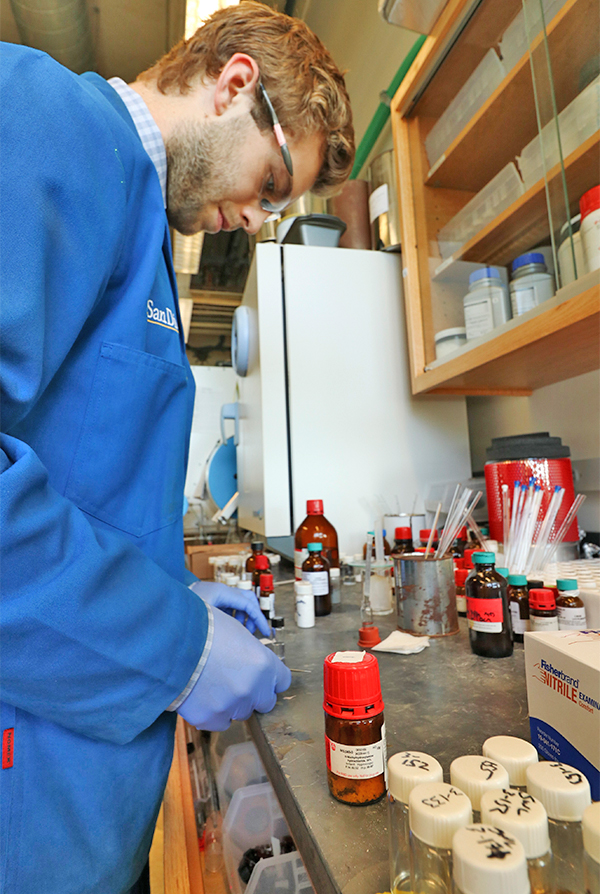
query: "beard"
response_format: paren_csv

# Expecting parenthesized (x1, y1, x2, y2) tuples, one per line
(165, 115, 250, 235)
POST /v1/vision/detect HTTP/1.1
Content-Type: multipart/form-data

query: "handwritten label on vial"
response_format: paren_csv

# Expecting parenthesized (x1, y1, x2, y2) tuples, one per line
(325, 735, 385, 779)
(421, 786, 466, 809)
(487, 789, 536, 817)
(398, 752, 433, 771)
(467, 597, 503, 632)
(549, 763, 584, 785)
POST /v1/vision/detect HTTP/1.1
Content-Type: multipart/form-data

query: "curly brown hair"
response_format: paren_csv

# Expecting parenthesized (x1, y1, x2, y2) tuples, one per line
(137, 1, 354, 196)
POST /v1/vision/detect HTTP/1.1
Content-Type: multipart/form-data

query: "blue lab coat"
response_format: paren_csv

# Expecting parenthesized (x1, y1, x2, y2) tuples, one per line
(0, 44, 209, 893)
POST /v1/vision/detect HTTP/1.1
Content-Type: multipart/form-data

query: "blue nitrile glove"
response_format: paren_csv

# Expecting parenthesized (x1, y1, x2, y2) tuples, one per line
(177, 607, 292, 730)
(189, 580, 271, 638)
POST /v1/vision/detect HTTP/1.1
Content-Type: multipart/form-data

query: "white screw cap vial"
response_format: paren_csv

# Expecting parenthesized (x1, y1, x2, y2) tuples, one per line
(388, 751, 443, 804)
(409, 782, 473, 848)
(583, 801, 600, 863)
(482, 736, 538, 788)
(480, 788, 550, 858)
(237, 579, 253, 590)
(450, 755, 510, 812)
(526, 761, 592, 820)
(452, 824, 530, 894)
(294, 580, 315, 628)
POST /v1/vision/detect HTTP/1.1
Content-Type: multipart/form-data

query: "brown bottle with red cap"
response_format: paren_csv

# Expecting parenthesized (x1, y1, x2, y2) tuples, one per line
(323, 651, 386, 806)
(391, 527, 413, 556)
(294, 499, 339, 580)
(259, 573, 275, 621)
(245, 541, 270, 575)
(252, 555, 270, 596)
(529, 588, 559, 631)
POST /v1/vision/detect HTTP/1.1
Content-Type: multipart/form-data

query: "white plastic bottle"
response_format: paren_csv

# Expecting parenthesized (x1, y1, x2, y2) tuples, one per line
(526, 760, 592, 894)
(480, 788, 553, 893)
(463, 267, 511, 341)
(294, 580, 315, 628)
(452, 824, 531, 893)
(509, 252, 555, 316)
(482, 736, 538, 791)
(450, 755, 509, 822)
(408, 781, 473, 894)
(387, 751, 443, 893)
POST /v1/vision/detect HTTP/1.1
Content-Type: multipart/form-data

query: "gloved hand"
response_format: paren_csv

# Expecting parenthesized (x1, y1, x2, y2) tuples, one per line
(189, 580, 270, 638)
(177, 607, 292, 730)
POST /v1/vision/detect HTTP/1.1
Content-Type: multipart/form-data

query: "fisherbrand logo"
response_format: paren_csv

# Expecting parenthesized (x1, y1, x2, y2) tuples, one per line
(533, 657, 599, 715)
(147, 300, 179, 332)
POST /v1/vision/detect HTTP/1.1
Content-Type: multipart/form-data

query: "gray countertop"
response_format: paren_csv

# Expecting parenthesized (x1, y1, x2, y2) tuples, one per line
(247, 578, 530, 894)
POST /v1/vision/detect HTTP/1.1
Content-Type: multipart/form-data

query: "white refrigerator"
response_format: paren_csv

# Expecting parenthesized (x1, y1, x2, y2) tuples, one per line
(228, 243, 471, 557)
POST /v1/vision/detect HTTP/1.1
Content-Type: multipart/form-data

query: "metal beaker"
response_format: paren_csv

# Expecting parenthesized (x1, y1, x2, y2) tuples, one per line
(393, 555, 459, 637)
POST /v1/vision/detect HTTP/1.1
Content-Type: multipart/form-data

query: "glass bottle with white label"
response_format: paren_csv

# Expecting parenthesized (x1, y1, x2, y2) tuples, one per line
(465, 552, 513, 658)
(452, 824, 531, 894)
(408, 781, 473, 894)
(556, 578, 587, 630)
(529, 588, 559, 631)
(294, 499, 339, 580)
(508, 574, 530, 643)
(450, 755, 509, 823)
(302, 543, 331, 616)
(323, 651, 386, 806)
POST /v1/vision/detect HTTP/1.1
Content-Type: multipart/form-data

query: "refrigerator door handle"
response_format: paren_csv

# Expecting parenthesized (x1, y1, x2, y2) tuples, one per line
(220, 402, 240, 446)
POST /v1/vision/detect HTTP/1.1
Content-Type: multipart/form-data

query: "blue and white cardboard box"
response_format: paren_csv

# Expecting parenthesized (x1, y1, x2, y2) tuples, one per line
(524, 629, 600, 800)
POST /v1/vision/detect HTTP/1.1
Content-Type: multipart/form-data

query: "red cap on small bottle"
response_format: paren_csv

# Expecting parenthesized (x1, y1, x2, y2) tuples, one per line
(454, 568, 469, 586)
(395, 527, 412, 539)
(254, 555, 269, 570)
(323, 652, 384, 720)
(463, 548, 476, 569)
(259, 573, 274, 591)
(529, 588, 556, 610)
(580, 185, 600, 221)
(420, 528, 439, 540)
(457, 526, 468, 540)
(306, 499, 324, 515)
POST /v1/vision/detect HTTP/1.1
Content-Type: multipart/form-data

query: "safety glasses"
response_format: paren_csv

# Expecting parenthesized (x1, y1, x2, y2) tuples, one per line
(258, 81, 294, 214)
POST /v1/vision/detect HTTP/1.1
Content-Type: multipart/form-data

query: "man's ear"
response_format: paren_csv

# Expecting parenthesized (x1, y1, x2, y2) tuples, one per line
(214, 53, 260, 115)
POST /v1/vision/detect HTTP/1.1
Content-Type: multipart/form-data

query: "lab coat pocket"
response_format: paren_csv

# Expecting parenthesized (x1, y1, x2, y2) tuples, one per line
(65, 342, 190, 537)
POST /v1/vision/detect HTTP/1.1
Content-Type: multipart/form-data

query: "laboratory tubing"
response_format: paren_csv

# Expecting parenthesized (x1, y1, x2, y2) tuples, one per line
(526, 760, 592, 894)
(302, 543, 331, 616)
(583, 802, 600, 894)
(252, 554, 270, 596)
(465, 552, 513, 658)
(245, 540, 270, 575)
(330, 566, 341, 604)
(463, 267, 511, 341)
(294, 580, 315, 628)
(323, 651, 386, 806)
(452, 824, 530, 894)
(509, 252, 555, 317)
(480, 788, 553, 894)
(529, 589, 559, 631)
(580, 185, 600, 273)
(387, 751, 443, 894)
(294, 499, 339, 580)
(450, 755, 509, 823)
(482, 736, 538, 791)
(507, 574, 530, 643)
(455, 568, 468, 616)
(556, 578, 587, 630)
(408, 781, 473, 894)
(269, 617, 285, 660)
(259, 573, 275, 622)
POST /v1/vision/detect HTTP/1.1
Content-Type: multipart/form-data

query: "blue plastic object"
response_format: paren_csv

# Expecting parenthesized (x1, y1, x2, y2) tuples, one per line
(512, 252, 545, 272)
(207, 436, 237, 514)
(469, 266, 501, 285)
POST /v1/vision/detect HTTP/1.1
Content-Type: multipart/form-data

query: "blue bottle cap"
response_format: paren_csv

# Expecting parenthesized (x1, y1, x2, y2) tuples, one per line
(307, 542, 322, 552)
(472, 551, 495, 563)
(511, 252, 545, 272)
(556, 578, 578, 590)
(508, 574, 527, 586)
(469, 267, 501, 285)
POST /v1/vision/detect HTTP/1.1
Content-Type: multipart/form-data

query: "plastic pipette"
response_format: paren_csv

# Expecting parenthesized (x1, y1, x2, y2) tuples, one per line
(425, 502, 442, 557)
(541, 493, 586, 568)
(527, 486, 564, 574)
(361, 533, 374, 627)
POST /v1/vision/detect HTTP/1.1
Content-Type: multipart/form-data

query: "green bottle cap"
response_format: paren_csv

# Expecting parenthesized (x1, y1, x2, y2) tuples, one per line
(472, 551, 495, 564)
(496, 567, 509, 578)
(307, 542, 322, 552)
(508, 574, 527, 586)
(556, 578, 578, 590)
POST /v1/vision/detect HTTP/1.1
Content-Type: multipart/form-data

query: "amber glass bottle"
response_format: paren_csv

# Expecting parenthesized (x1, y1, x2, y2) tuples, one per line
(323, 651, 386, 806)
(556, 578, 587, 630)
(465, 552, 513, 658)
(363, 531, 392, 558)
(251, 555, 270, 596)
(301, 543, 331, 616)
(245, 541, 270, 575)
(259, 573, 274, 621)
(507, 574, 530, 642)
(529, 588, 559, 631)
(294, 499, 339, 580)
(391, 526, 413, 555)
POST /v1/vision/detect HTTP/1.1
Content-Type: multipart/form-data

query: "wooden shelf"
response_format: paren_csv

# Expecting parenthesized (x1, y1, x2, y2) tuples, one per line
(412, 278, 600, 395)
(424, 0, 598, 193)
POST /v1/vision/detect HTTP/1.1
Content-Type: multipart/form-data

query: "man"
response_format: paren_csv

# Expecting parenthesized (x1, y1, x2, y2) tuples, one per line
(0, 3, 354, 892)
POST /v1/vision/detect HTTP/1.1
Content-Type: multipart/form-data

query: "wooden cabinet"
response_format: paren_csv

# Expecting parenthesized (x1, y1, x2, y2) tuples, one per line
(391, 0, 600, 395)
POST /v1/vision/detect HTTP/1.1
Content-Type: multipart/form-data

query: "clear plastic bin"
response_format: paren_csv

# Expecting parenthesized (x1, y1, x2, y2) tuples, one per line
(437, 163, 525, 258)
(217, 741, 268, 816)
(426, 49, 506, 168)
(500, 0, 568, 74)
(517, 77, 600, 189)
(223, 782, 313, 894)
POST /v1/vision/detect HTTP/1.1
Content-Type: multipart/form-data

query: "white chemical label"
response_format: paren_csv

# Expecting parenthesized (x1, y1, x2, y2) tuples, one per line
(326, 733, 385, 779)
(464, 298, 494, 339)
(531, 615, 559, 631)
(259, 594, 271, 613)
(332, 651, 366, 663)
(557, 605, 587, 630)
(294, 548, 308, 580)
(302, 569, 329, 596)
(510, 601, 530, 634)
(456, 593, 467, 613)
(368, 184, 389, 224)
(511, 286, 536, 316)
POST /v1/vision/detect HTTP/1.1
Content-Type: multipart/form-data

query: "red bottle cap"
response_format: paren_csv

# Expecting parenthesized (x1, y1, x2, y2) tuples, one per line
(259, 573, 274, 591)
(580, 185, 600, 221)
(420, 529, 439, 540)
(529, 588, 556, 610)
(358, 626, 381, 648)
(395, 527, 412, 539)
(306, 499, 324, 515)
(463, 548, 477, 569)
(454, 568, 469, 586)
(457, 526, 468, 540)
(323, 652, 384, 720)
(254, 555, 269, 570)
(454, 558, 465, 569)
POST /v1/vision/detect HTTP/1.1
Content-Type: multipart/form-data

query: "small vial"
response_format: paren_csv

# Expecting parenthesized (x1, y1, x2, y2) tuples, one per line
(245, 540, 270, 575)
(408, 781, 473, 894)
(529, 589, 559, 631)
(302, 543, 331, 617)
(527, 760, 592, 894)
(236, 578, 254, 592)
(450, 755, 509, 823)
(583, 802, 600, 894)
(391, 527, 414, 556)
(508, 575, 531, 643)
(330, 566, 341, 605)
(270, 616, 285, 660)
(480, 788, 553, 894)
(387, 751, 443, 894)
(556, 578, 587, 630)
(482, 736, 538, 791)
(454, 568, 468, 617)
(259, 573, 275, 623)
(294, 580, 315, 628)
(452, 824, 530, 894)
(252, 554, 270, 596)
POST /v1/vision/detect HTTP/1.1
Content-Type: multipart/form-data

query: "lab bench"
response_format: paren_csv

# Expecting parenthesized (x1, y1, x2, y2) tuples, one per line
(158, 579, 530, 894)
